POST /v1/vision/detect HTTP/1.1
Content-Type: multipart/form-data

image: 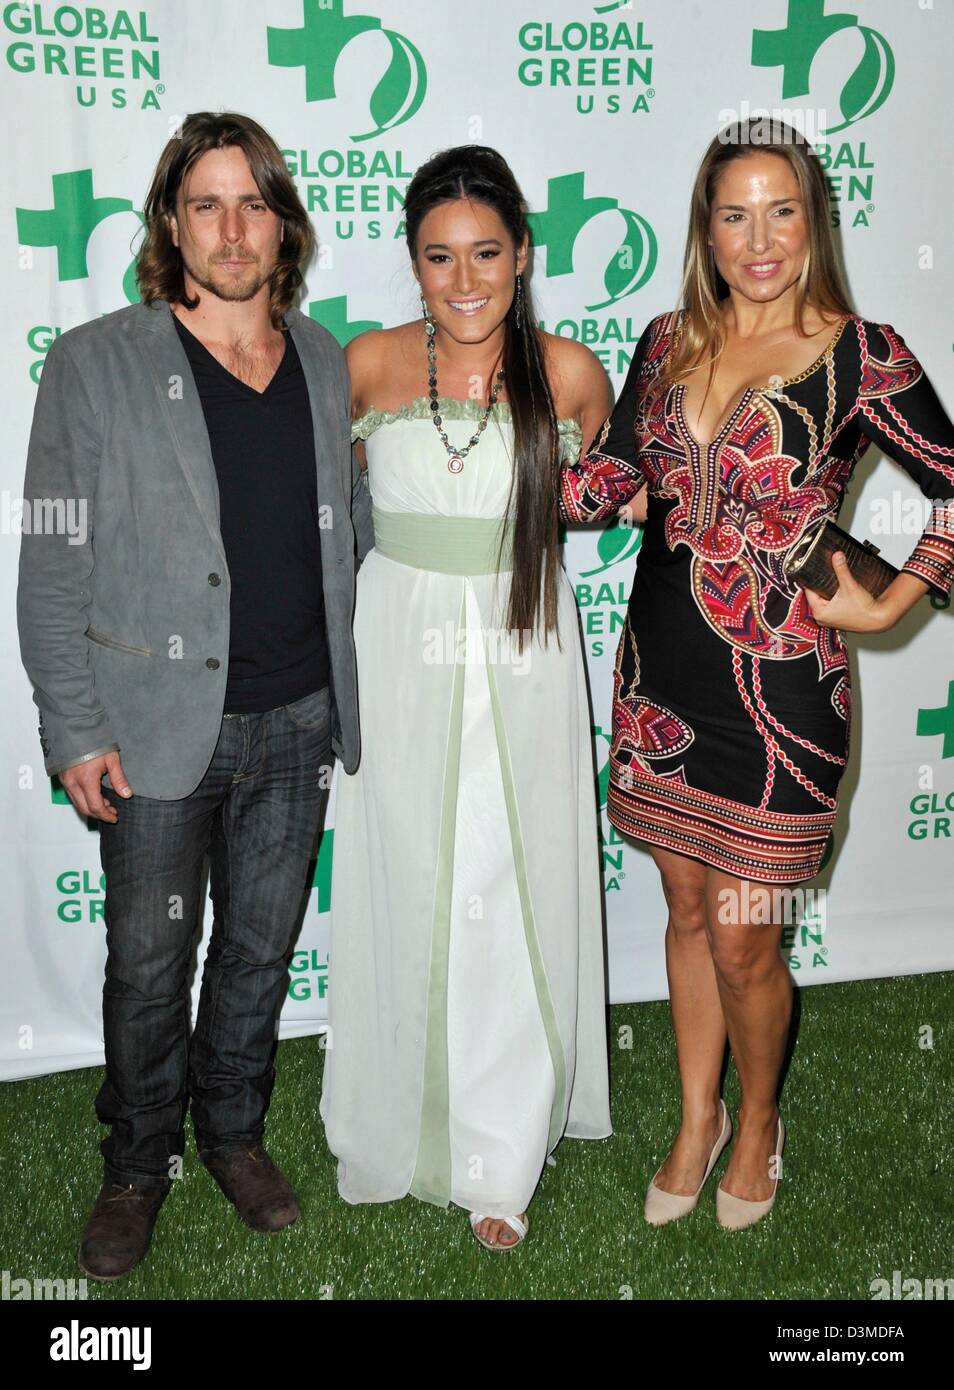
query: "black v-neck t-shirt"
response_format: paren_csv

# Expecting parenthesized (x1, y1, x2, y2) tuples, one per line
(173, 310, 330, 713)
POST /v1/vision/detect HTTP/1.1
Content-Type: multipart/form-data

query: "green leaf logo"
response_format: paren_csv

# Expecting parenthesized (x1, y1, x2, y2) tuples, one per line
(529, 173, 657, 309)
(361, 30, 426, 142)
(593, 208, 657, 312)
(580, 518, 643, 577)
(752, 1, 894, 134)
(832, 24, 894, 133)
(267, 1, 427, 143)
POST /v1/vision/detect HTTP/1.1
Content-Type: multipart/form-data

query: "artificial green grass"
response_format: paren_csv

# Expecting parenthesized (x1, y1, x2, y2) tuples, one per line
(2, 973, 951, 1300)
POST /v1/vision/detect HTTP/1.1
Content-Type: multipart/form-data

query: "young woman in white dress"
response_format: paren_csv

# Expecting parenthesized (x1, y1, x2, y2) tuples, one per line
(319, 146, 634, 1249)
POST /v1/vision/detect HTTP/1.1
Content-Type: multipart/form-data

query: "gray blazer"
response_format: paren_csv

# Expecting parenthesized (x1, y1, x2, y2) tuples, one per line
(17, 296, 374, 799)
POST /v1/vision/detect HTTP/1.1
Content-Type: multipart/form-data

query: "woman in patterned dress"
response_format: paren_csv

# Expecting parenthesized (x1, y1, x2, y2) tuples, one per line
(561, 120, 954, 1229)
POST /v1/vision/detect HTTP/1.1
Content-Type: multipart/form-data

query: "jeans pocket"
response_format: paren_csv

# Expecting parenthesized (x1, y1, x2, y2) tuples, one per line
(283, 686, 331, 729)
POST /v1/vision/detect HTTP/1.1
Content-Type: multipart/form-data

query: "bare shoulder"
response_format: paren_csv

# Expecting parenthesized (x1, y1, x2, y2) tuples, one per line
(345, 322, 419, 415)
(539, 331, 612, 420)
(343, 327, 390, 407)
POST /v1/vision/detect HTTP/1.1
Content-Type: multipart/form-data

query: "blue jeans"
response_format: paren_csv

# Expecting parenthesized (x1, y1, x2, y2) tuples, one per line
(95, 686, 333, 1188)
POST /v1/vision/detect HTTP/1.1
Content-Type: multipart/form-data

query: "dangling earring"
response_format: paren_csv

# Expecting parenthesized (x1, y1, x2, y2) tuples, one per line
(420, 290, 435, 336)
(514, 272, 524, 329)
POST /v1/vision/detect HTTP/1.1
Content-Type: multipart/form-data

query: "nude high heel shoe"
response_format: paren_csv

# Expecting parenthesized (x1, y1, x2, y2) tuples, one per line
(644, 1099, 732, 1226)
(716, 1116, 785, 1230)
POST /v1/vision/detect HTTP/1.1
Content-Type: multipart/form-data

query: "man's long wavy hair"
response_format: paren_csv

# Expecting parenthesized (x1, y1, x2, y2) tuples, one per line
(137, 111, 314, 329)
(404, 145, 560, 647)
(648, 118, 854, 406)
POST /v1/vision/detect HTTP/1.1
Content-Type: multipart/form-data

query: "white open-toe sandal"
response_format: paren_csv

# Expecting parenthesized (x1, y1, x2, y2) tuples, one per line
(469, 1211, 529, 1251)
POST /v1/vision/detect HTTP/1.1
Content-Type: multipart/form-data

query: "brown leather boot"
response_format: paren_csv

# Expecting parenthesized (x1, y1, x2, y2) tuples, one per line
(78, 1180, 170, 1281)
(201, 1145, 300, 1233)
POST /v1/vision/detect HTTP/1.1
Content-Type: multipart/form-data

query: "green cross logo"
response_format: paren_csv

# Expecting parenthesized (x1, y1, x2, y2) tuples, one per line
(50, 777, 70, 805)
(17, 169, 142, 303)
(593, 725, 613, 809)
(311, 828, 334, 912)
(267, 0, 426, 143)
(917, 681, 954, 760)
(50, 776, 98, 829)
(308, 294, 381, 347)
(752, 0, 894, 133)
(528, 172, 657, 311)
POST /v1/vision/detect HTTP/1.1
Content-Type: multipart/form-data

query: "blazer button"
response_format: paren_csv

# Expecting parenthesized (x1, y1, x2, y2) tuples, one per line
(206, 657, 220, 670)
(208, 573, 221, 586)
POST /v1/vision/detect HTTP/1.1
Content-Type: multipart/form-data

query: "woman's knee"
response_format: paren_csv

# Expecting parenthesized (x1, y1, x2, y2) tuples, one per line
(655, 864, 708, 938)
(710, 928, 781, 993)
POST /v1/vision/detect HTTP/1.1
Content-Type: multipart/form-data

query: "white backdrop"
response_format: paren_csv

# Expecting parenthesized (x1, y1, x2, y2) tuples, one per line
(2, 0, 952, 1082)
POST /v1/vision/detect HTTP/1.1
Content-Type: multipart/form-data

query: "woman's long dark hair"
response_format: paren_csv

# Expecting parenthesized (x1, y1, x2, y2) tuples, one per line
(137, 111, 315, 330)
(404, 146, 561, 646)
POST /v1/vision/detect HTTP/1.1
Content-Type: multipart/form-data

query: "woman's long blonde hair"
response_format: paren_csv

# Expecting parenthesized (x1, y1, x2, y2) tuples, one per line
(649, 118, 854, 404)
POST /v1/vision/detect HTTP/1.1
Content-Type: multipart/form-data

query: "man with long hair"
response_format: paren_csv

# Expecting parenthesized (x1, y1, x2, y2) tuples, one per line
(17, 111, 372, 1279)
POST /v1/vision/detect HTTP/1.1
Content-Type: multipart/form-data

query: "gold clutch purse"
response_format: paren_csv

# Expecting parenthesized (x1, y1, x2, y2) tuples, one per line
(784, 519, 899, 599)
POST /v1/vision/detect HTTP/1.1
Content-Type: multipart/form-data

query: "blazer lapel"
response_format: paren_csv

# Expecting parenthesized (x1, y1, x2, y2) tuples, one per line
(285, 306, 345, 500)
(132, 299, 342, 561)
(133, 298, 226, 561)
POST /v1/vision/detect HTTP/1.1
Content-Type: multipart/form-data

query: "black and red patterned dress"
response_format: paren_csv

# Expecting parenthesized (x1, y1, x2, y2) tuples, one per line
(561, 311, 954, 883)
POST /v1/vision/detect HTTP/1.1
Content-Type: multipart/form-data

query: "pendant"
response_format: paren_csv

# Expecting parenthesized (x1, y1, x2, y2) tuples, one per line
(447, 454, 464, 474)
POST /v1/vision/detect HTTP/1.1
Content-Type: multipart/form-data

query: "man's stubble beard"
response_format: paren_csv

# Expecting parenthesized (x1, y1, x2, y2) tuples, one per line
(183, 251, 275, 304)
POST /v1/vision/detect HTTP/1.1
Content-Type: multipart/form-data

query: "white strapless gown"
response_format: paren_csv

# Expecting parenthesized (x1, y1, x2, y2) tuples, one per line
(319, 397, 612, 1218)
